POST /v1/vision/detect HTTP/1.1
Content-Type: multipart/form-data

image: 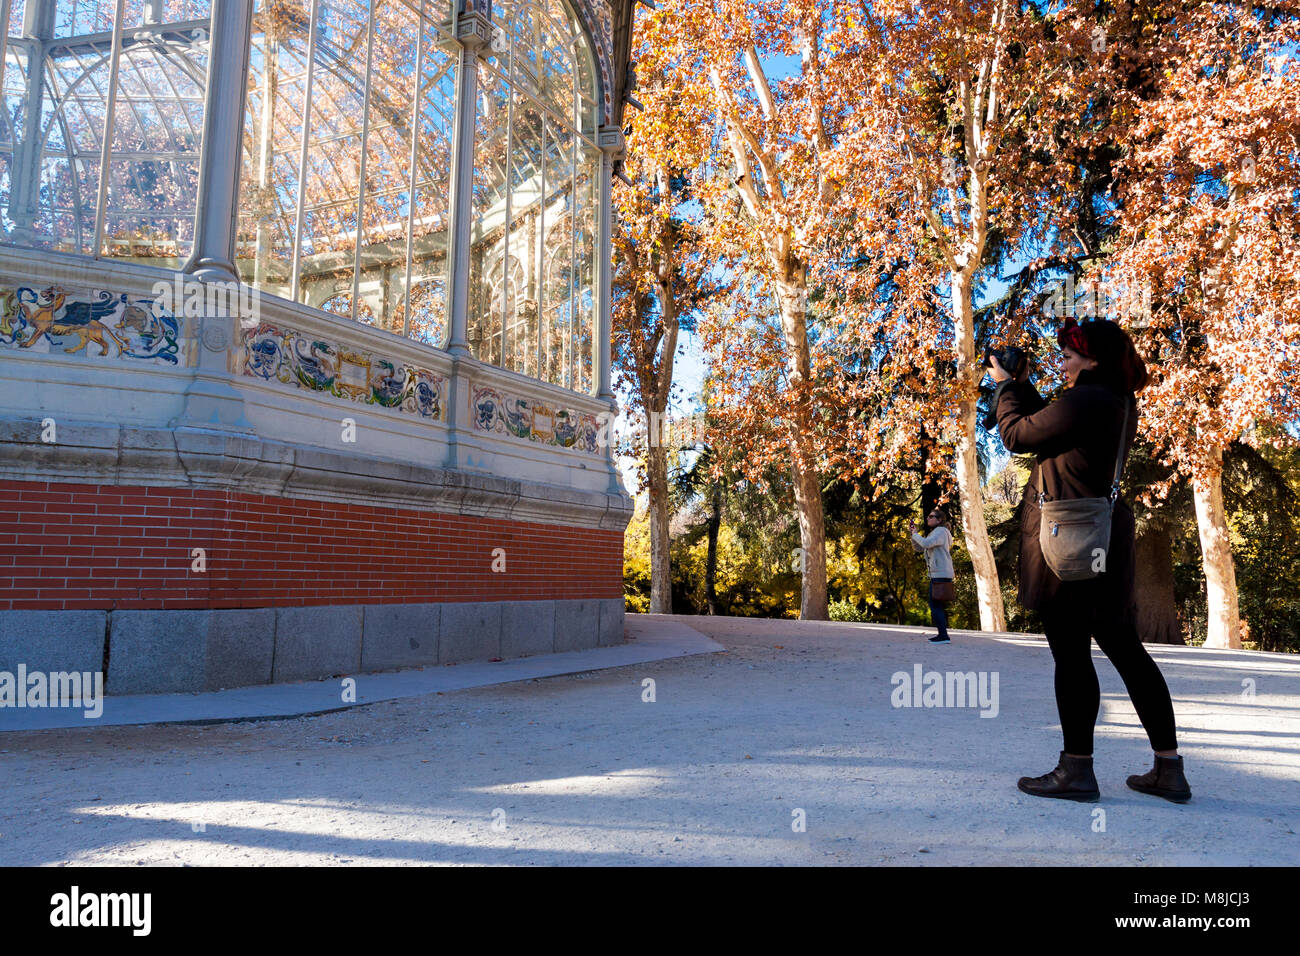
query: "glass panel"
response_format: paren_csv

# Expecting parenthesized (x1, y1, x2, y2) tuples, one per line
(297, 0, 367, 317)
(50, 0, 174, 37)
(402, 275, 445, 346)
(574, 152, 594, 393)
(1, 0, 211, 261)
(356, 0, 417, 331)
(534, 0, 573, 122)
(237, 0, 456, 335)
(489, 0, 594, 130)
(393, 14, 454, 346)
(469, 62, 507, 360)
(499, 89, 540, 373)
(472, 0, 599, 391)
(237, 2, 310, 296)
(100, 18, 207, 261)
(5, 2, 26, 37)
(540, 118, 572, 388)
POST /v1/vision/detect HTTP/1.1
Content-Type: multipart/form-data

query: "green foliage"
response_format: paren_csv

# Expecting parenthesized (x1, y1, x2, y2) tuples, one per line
(1223, 438, 1300, 652)
(622, 508, 653, 614)
(1168, 436, 1300, 652)
(1232, 513, 1300, 652)
(829, 600, 872, 622)
(1173, 560, 1208, 648)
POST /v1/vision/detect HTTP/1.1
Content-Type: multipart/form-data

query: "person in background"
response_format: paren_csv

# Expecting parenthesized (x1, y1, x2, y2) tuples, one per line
(910, 507, 955, 644)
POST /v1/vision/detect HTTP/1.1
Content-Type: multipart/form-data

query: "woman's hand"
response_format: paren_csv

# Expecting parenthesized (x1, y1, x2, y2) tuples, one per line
(909, 520, 917, 533)
(989, 354, 1030, 384)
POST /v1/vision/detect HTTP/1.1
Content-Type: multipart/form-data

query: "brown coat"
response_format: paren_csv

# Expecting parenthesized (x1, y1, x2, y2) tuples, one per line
(993, 367, 1139, 617)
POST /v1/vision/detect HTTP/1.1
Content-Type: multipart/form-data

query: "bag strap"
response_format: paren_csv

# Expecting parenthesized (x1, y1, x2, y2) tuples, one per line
(1036, 395, 1133, 507)
(1109, 396, 1133, 508)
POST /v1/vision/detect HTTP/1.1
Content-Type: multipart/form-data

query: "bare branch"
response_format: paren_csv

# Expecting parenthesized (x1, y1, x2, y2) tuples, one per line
(798, 24, 832, 155)
(901, 139, 958, 271)
(744, 45, 777, 123)
(708, 67, 784, 214)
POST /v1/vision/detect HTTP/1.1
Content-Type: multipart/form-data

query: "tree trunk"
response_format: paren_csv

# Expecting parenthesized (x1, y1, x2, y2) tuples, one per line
(950, 270, 1007, 632)
(644, 256, 680, 615)
(1134, 521, 1184, 645)
(888, 573, 905, 625)
(789, 453, 828, 620)
(1192, 444, 1243, 649)
(646, 433, 672, 614)
(776, 278, 828, 620)
(705, 482, 722, 615)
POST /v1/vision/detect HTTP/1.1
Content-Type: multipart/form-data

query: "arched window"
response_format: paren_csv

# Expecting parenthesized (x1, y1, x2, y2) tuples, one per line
(469, 0, 599, 393)
(320, 290, 375, 325)
(235, 0, 457, 339)
(471, 251, 524, 370)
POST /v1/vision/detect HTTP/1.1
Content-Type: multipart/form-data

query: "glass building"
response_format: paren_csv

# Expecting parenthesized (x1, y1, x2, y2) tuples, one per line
(0, 0, 635, 694)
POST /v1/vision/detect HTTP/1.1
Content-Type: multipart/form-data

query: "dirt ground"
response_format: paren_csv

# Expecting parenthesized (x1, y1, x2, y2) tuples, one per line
(2, 615, 1297, 866)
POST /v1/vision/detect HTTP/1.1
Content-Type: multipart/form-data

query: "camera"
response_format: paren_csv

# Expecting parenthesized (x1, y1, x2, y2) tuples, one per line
(982, 344, 1027, 380)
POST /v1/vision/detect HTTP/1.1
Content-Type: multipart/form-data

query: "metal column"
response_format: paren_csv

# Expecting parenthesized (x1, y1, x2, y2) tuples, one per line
(182, 0, 255, 283)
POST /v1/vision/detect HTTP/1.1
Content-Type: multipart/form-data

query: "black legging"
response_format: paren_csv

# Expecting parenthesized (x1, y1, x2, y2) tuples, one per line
(1040, 586, 1178, 755)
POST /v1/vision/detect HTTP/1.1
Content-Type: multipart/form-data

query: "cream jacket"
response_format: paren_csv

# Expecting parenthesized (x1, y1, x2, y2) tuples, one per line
(911, 526, 955, 579)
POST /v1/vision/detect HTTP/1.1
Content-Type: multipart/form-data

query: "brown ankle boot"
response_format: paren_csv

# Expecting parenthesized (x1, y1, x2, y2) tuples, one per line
(1018, 752, 1100, 802)
(1127, 754, 1192, 803)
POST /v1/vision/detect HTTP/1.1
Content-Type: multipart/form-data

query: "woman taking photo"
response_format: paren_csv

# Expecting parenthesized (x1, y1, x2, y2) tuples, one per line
(910, 508, 955, 644)
(989, 318, 1190, 803)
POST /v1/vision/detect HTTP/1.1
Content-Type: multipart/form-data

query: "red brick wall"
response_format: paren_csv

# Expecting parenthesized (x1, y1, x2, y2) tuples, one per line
(0, 480, 624, 611)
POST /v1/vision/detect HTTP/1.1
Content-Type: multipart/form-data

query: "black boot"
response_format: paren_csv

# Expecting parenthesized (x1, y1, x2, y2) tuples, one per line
(1127, 754, 1192, 803)
(1018, 751, 1100, 802)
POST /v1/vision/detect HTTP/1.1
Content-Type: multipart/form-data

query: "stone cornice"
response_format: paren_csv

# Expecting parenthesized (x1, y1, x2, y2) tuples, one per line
(0, 420, 632, 531)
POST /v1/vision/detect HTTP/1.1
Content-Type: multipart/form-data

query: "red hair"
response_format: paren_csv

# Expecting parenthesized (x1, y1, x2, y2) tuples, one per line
(1058, 318, 1149, 393)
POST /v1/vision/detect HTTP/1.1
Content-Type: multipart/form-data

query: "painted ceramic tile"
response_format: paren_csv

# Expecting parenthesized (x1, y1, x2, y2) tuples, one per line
(240, 323, 447, 421)
(471, 383, 601, 454)
(0, 284, 182, 364)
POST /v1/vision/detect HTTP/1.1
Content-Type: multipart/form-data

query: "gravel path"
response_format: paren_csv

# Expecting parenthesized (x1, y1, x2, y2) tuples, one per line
(2, 615, 1297, 866)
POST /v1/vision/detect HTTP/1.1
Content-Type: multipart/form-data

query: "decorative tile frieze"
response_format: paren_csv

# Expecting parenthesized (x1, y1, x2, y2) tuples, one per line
(471, 382, 602, 454)
(238, 323, 448, 421)
(0, 282, 183, 365)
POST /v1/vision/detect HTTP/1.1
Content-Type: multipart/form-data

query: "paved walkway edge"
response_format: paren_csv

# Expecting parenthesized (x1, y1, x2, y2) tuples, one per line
(0, 616, 724, 732)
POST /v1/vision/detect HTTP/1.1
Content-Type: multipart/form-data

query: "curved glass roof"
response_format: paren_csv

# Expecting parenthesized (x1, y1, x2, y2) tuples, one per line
(2, 0, 596, 263)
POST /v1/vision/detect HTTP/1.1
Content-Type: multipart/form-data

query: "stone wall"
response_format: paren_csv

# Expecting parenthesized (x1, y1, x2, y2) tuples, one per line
(0, 245, 631, 696)
(0, 598, 625, 695)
